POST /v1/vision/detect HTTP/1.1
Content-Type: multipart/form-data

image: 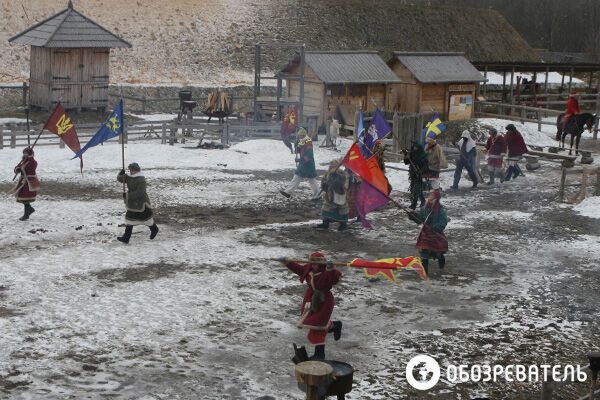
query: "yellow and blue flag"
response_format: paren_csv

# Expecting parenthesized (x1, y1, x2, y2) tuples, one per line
(421, 113, 446, 144)
(73, 99, 124, 159)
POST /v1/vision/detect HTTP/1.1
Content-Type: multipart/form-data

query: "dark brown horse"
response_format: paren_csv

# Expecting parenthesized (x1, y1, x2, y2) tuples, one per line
(555, 113, 596, 155)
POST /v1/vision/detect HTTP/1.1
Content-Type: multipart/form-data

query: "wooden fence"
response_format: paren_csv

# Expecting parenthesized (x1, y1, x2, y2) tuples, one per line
(475, 100, 600, 140)
(0, 118, 282, 149)
(0, 83, 28, 107)
(558, 166, 600, 203)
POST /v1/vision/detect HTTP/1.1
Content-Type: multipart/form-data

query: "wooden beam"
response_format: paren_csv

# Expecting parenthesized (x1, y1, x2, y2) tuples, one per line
(568, 67, 574, 93)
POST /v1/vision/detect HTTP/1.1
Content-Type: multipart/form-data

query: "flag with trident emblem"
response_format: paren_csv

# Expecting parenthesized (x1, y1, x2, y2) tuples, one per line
(44, 102, 82, 154)
(73, 100, 124, 159)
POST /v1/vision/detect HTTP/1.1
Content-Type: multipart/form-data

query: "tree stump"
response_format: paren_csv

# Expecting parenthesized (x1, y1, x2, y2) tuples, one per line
(295, 361, 333, 400)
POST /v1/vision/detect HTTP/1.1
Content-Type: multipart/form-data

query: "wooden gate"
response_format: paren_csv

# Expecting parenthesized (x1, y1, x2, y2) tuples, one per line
(391, 112, 424, 155)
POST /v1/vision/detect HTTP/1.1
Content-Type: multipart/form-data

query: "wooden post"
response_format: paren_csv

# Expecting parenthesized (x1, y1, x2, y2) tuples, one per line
(559, 167, 567, 202)
(141, 95, 146, 115)
(502, 71, 507, 103)
(483, 65, 488, 97)
(0, 127, 3, 150)
(22, 82, 28, 107)
(294, 361, 333, 400)
(594, 73, 600, 140)
(10, 125, 16, 148)
(161, 122, 166, 144)
(509, 67, 515, 115)
(595, 167, 600, 196)
(253, 44, 261, 122)
(568, 67, 574, 93)
(353, 110, 360, 141)
(299, 44, 306, 127)
(276, 76, 282, 121)
(393, 112, 400, 155)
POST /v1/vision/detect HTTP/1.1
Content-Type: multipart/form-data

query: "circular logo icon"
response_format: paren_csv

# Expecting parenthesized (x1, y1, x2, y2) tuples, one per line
(406, 354, 441, 390)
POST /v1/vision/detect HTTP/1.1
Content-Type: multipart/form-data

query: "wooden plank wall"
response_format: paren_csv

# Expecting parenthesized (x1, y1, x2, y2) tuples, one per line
(420, 84, 447, 117)
(29, 47, 52, 108)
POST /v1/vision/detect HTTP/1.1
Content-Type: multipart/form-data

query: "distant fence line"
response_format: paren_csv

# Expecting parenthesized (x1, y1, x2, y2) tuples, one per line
(0, 119, 282, 150)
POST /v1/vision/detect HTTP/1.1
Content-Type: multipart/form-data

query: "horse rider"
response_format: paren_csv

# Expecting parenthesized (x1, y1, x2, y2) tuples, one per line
(562, 91, 581, 132)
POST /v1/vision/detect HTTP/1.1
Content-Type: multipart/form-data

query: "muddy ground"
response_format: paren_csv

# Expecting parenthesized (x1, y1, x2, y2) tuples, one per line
(1, 138, 599, 400)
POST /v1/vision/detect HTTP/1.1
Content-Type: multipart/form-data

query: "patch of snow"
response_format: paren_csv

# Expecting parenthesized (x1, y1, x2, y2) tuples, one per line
(477, 118, 558, 147)
(485, 72, 585, 86)
(573, 196, 600, 219)
(0, 118, 27, 125)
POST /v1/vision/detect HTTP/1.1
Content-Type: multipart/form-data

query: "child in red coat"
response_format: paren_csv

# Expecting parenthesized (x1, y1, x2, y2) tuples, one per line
(279, 252, 343, 360)
(13, 147, 40, 221)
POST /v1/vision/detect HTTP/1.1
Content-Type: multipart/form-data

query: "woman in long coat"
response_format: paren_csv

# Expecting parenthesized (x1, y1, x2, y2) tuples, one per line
(318, 159, 349, 231)
(485, 128, 507, 184)
(279, 252, 343, 360)
(116, 162, 159, 243)
(504, 124, 528, 181)
(14, 147, 40, 221)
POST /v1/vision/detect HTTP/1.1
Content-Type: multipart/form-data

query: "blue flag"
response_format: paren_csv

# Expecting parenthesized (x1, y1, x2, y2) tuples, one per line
(421, 113, 446, 144)
(357, 110, 371, 157)
(73, 100, 124, 159)
(366, 109, 392, 150)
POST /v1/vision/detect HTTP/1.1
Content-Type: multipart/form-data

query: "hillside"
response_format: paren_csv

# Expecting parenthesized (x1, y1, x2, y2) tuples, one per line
(0, 0, 537, 86)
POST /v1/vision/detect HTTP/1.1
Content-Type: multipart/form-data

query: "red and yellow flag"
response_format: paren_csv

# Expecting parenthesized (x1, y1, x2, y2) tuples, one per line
(342, 142, 389, 195)
(348, 256, 428, 283)
(44, 103, 82, 154)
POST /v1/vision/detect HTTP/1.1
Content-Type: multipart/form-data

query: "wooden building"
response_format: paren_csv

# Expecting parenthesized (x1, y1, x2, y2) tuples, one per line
(387, 52, 486, 121)
(279, 51, 402, 128)
(8, 1, 131, 111)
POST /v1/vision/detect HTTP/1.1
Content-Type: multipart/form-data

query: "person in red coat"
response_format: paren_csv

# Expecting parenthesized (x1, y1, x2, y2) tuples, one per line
(13, 147, 40, 221)
(485, 128, 507, 185)
(504, 124, 528, 181)
(279, 252, 343, 360)
(562, 92, 581, 131)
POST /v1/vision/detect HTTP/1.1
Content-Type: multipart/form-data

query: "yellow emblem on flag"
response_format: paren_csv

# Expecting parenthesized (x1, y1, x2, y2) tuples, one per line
(106, 115, 120, 133)
(56, 114, 73, 136)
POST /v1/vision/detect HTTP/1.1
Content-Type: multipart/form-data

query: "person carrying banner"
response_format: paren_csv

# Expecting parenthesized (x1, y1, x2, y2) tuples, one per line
(280, 128, 320, 200)
(451, 130, 479, 190)
(504, 124, 528, 181)
(404, 142, 428, 210)
(277, 252, 343, 360)
(116, 163, 159, 243)
(485, 128, 507, 185)
(13, 147, 40, 221)
(318, 159, 349, 231)
(408, 189, 448, 274)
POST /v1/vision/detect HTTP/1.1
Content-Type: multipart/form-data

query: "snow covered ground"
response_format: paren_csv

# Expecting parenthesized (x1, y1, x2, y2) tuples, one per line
(1, 137, 599, 399)
(485, 72, 585, 86)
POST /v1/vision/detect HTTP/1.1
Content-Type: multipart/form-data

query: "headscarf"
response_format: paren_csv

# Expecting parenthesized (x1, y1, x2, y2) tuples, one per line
(297, 127, 312, 147)
(328, 159, 342, 171)
(22, 147, 34, 158)
(426, 189, 442, 216)
(459, 130, 476, 153)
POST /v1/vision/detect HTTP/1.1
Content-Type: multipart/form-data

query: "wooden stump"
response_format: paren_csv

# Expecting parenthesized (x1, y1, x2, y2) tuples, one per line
(295, 361, 333, 400)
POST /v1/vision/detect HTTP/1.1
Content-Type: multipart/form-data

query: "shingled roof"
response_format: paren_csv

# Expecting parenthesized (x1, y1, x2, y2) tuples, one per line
(390, 52, 486, 83)
(8, 1, 131, 48)
(281, 51, 402, 84)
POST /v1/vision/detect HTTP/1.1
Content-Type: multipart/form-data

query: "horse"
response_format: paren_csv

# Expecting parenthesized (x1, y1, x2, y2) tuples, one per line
(555, 113, 596, 155)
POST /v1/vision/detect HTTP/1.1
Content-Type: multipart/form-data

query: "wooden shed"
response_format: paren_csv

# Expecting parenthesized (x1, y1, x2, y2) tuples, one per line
(387, 52, 486, 121)
(279, 51, 402, 128)
(8, 0, 131, 111)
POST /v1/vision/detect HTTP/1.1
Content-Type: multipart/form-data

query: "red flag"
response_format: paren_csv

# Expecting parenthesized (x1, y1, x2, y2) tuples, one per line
(44, 103, 82, 154)
(348, 257, 428, 282)
(342, 143, 389, 195)
(280, 105, 298, 151)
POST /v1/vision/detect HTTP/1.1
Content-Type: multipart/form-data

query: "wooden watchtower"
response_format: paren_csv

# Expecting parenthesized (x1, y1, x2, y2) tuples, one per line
(8, 0, 131, 111)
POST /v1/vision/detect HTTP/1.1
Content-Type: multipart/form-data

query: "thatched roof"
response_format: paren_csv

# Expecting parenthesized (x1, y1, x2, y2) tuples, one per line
(8, 1, 131, 48)
(281, 51, 402, 84)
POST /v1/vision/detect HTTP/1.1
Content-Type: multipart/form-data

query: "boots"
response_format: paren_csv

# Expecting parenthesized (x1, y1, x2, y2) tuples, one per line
(329, 321, 343, 341)
(438, 254, 446, 270)
(487, 172, 495, 185)
(312, 345, 325, 360)
(149, 224, 159, 239)
(337, 222, 348, 231)
(316, 219, 330, 229)
(19, 203, 35, 221)
(422, 258, 429, 275)
(504, 166, 514, 182)
(117, 225, 133, 244)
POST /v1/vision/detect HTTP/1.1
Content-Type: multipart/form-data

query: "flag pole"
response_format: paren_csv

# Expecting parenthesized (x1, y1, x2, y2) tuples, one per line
(119, 89, 126, 196)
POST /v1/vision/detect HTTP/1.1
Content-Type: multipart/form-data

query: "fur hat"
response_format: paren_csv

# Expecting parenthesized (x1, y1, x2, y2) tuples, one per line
(22, 147, 34, 156)
(309, 252, 326, 263)
(128, 162, 141, 171)
(297, 127, 308, 137)
(489, 128, 498, 135)
(505, 124, 516, 131)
